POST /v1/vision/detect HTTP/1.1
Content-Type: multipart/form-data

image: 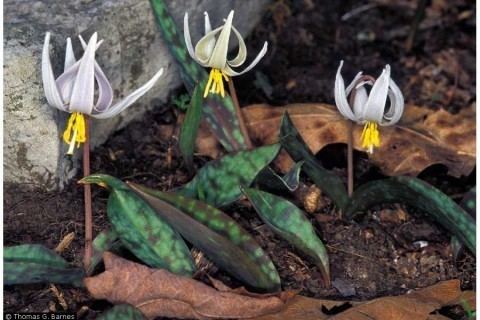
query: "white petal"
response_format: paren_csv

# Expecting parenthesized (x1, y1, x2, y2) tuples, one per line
(204, 11, 212, 34)
(92, 68, 164, 119)
(352, 85, 368, 119)
(78, 34, 104, 50)
(69, 33, 97, 114)
(56, 60, 81, 103)
(227, 25, 247, 67)
(345, 71, 363, 95)
(93, 64, 114, 112)
(41, 32, 66, 110)
(194, 26, 223, 65)
(362, 65, 390, 123)
(222, 41, 268, 77)
(334, 61, 356, 121)
(382, 78, 404, 126)
(184, 12, 202, 63)
(207, 10, 234, 69)
(64, 38, 76, 71)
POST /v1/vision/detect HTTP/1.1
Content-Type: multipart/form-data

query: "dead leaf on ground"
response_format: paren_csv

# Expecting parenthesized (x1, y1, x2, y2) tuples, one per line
(84, 252, 295, 320)
(253, 280, 474, 320)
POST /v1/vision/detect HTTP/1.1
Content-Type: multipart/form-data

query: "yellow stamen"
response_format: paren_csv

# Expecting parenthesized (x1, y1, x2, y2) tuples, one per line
(63, 112, 86, 155)
(360, 121, 380, 154)
(204, 68, 229, 98)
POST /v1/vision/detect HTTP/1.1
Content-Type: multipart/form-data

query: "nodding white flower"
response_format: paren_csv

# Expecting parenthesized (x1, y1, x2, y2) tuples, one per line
(334, 60, 404, 154)
(184, 10, 268, 98)
(42, 32, 164, 155)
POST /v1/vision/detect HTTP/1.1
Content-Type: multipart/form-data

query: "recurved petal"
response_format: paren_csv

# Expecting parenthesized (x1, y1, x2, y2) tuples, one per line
(222, 41, 268, 77)
(184, 12, 201, 63)
(64, 38, 76, 71)
(78, 34, 104, 51)
(362, 65, 390, 123)
(56, 60, 81, 103)
(334, 61, 356, 121)
(204, 11, 212, 34)
(345, 71, 364, 95)
(194, 26, 222, 65)
(227, 25, 247, 67)
(206, 10, 234, 69)
(92, 68, 164, 119)
(93, 64, 114, 112)
(69, 32, 98, 114)
(382, 78, 404, 126)
(41, 32, 66, 110)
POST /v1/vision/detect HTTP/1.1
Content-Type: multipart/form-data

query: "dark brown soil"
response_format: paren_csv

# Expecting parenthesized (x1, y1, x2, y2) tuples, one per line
(4, 0, 475, 319)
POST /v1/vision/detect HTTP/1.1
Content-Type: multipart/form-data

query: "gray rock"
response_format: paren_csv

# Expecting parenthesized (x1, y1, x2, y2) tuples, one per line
(4, 0, 269, 190)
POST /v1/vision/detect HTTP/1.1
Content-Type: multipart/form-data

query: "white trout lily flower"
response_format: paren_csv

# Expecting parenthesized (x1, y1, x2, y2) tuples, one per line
(184, 10, 268, 98)
(42, 32, 164, 155)
(334, 60, 404, 153)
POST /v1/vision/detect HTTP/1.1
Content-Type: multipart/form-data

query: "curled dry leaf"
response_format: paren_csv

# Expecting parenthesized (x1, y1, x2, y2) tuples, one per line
(253, 279, 474, 320)
(85, 252, 295, 320)
(163, 104, 474, 178)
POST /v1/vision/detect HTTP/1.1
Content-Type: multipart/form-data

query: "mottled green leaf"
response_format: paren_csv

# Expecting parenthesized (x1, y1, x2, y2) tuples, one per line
(128, 182, 281, 292)
(179, 144, 281, 207)
(255, 161, 304, 193)
(242, 188, 331, 287)
(460, 186, 476, 219)
(87, 229, 122, 275)
(179, 83, 203, 172)
(149, 0, 247, 151)
(97, 304, 146, 320)
(80, 175, 195, 276)
(345, 176, 475, 255)
(279, 112, 348, 210)
(4, 244, 84, 285)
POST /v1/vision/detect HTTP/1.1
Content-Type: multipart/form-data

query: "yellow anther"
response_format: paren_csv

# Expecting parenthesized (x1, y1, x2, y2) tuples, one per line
(204, 68, 229, 98)
(360, 121, 380, 154)
(63, 112, 86, 155)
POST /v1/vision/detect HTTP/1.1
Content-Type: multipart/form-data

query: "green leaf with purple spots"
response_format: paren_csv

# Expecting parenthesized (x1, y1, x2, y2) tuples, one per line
(4, 244, 84, 285)
(242, 187, 331, 287)
(80, 174, 195, 276)
(127, 182, 281, 292)
(279, 112, 348, 210)
(255, 161, 304, 193)
(87, 229, 122, 275)
(345, 176, 475, 255)
(149, 0, 247, 151)
(179, 144, 281, 207)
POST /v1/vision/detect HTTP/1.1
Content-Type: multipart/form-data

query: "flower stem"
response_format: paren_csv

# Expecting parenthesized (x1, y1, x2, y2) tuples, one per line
(347, 120, 354, 196)
(227, 78, 253, 149)
(82, 116, 93, 270)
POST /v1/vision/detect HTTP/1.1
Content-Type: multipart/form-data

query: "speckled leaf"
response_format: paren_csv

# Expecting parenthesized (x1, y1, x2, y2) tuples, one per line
(80, 175, 195, 276)
(451, 186, 476, 260)
(128, 182, 281, 292)
(279, 113, 348, 210)
(150, 0, 247, 151)
(179, 83, 203, 171)
(97, 304, 146, 320)
(345, 176, 475, 255)
(460, 186, 476, 220)
(242, 188, 331, 287)
(87, 229, 122, 275)
(4, 244, 84, 285)
(180, 144, 281, 207)
(255, 161, 304, 193)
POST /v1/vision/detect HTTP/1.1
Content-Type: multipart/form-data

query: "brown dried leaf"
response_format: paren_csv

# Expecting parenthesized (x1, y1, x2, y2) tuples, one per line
(329, 279, 465, 320)
(254, 280, 473, 320)
(242, 103, 475, 177)
(85, 253, 295, 320)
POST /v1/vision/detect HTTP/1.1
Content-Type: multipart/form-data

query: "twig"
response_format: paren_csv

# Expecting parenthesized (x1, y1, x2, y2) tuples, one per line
(83, 116, 93, 270)
(227, 79, 253, 149)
